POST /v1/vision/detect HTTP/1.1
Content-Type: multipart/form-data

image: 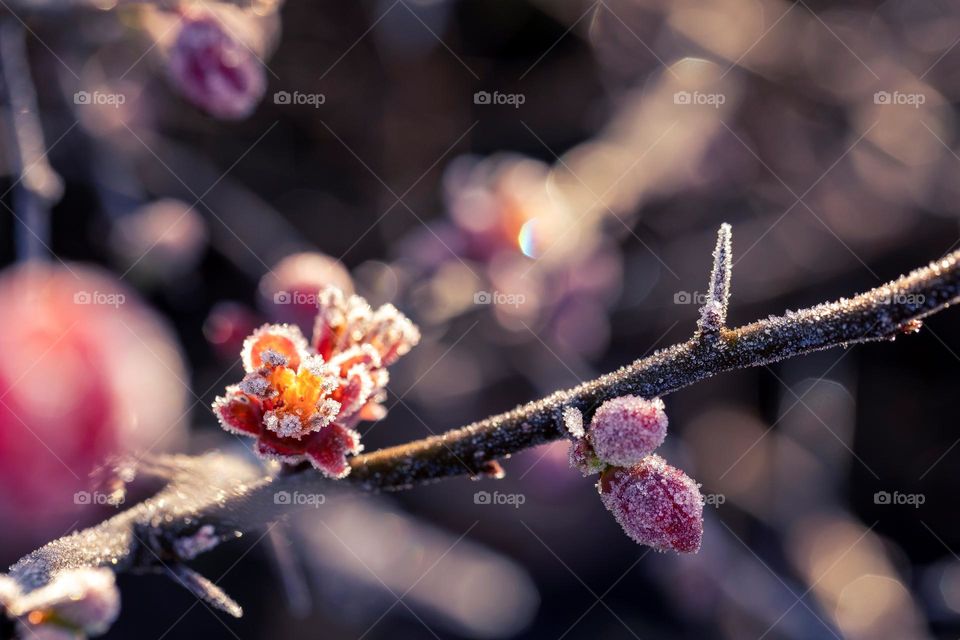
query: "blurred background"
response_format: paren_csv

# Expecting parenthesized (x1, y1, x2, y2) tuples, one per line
(1, 0, 960, 638)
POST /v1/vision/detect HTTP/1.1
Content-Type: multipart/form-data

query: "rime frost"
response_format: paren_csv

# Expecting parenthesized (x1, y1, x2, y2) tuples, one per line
(599, 455, 703, 553)
(562, 406, 585, 438)
(589, 396, 668, 467)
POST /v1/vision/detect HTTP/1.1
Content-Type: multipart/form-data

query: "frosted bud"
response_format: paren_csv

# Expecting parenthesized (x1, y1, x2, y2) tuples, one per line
(589, 396, 667, 467)
(12, 568, 120, 637)
(599, 455, 703, 553)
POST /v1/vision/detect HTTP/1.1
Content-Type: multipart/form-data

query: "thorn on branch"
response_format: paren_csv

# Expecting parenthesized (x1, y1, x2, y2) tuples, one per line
(697, 223, 732, 335)
(166, 565, 243, 618)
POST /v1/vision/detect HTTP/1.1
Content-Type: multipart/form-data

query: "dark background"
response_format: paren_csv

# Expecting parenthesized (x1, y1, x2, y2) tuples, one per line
(2, 0, 960, 638)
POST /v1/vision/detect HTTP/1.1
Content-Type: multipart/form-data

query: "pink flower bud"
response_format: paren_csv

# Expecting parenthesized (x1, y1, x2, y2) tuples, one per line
(166, 10, 266, 120)
(599, 455, 703, 553)
(589, 396, 667, 466)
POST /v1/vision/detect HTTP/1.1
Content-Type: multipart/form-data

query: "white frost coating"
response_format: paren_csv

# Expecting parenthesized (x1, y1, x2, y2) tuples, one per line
(562, 406, 585, 438)
(697, 223, 732, 334)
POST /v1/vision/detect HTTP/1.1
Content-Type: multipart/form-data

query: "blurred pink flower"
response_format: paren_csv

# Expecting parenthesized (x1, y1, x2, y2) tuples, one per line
(166, 10, 266, 120)
(0, 263, 188, 547)
(258, 252, 354, 330)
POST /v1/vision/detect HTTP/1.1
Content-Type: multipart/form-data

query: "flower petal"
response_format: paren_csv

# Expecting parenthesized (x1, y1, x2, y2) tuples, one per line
(241, 324, 308, 372)
(312, 286, 348, 360)
(255, 427, 307, 464)
(304, 423, 362, 479)
(212, 386, 263, 436)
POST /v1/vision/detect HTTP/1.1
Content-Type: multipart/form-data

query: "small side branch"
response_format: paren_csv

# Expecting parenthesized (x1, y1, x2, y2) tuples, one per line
(697, 222, 732, 334)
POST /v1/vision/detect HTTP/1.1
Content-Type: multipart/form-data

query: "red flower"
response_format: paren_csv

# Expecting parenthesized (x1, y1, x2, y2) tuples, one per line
(213, 286, 419, 478)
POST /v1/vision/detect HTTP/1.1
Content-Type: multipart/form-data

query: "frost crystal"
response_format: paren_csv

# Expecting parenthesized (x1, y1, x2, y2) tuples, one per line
(562, 406, 585, 438)
(589, 396, 667, 467)
(213, 286, 419, 477)
(599, 455, 703, 553)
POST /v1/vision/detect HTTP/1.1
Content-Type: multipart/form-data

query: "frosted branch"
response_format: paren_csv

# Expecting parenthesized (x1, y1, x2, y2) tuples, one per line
(6, 234, 960, 631)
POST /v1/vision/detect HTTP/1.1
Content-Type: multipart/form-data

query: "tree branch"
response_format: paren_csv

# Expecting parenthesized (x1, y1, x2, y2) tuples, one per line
(7, 227, 960, 623)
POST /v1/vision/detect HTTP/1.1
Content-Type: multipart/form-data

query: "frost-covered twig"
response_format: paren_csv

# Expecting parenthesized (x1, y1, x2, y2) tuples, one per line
(0, 19, 63, 261)
(7, 225, 960, 632)
(697, 223, 732, 334)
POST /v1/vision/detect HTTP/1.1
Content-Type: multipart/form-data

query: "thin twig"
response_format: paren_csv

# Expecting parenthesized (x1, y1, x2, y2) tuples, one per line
(0, 18, 63, 260)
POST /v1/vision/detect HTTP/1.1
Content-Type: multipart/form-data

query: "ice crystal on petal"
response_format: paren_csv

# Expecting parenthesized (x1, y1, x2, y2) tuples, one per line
(599, 455, 703, 553)
(589, 396, 667, 467)
(238, 374, 270, 397)
(241, 324, 308, 372)
(562, 406, 585, 438)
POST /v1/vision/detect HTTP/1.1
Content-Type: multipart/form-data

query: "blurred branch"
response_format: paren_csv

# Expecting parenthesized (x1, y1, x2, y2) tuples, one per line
(6, 225, 960, 627)
(0, 18, 63, 260)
